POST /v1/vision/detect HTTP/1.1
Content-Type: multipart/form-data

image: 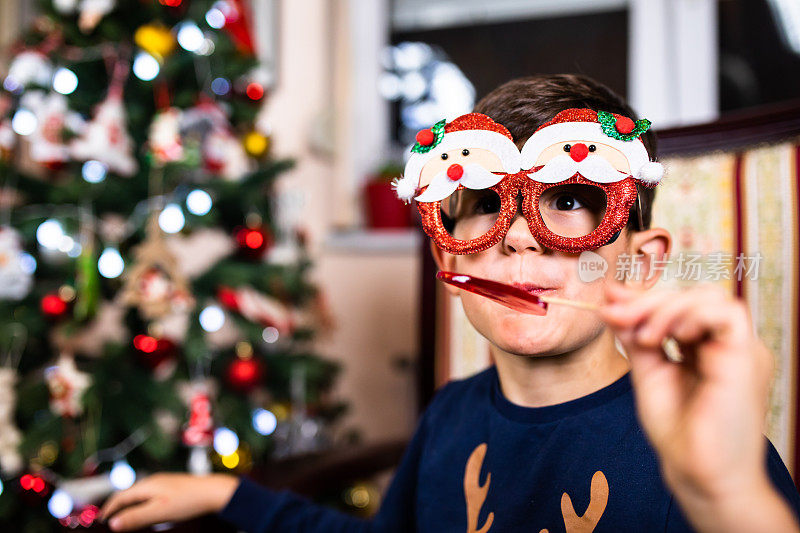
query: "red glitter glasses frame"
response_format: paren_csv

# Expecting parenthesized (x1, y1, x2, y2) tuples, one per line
(415, 172, 639, 254)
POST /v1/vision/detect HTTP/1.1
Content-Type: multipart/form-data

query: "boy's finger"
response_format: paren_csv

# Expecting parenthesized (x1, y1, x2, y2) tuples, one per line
(632, 290, 717, 347)
(108, 501, 164, 532)
(100, 485, 149, 520)
(601, 285, 725, 330)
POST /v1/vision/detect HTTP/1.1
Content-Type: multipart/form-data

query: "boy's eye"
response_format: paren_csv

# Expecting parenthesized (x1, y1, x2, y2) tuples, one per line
(554, 194, 584, 211)
(441, 153, 449, 160)
(474, 192, 501, 214)
(588, 145, 596, 152)
(563, 144, 572, 152)
(462, 149, 470, 156)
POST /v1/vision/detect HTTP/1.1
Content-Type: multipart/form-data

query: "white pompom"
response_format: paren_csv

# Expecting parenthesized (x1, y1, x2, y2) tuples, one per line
(637, 161, 664, 185)
(391, 175, 418, 203)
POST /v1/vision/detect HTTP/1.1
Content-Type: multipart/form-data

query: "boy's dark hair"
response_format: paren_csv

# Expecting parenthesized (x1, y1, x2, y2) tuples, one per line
(474, 74, 656, 231)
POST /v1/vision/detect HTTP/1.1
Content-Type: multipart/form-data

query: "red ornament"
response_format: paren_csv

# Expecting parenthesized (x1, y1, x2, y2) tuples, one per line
(133, 335, 177, 371)
(41, 294, 68, 318)
(235, 226, 272, 259)
(415, 129, 435, 146)
(158, 0, 182, 5)
(246, 83, 265, 100)
(446, 163, 463, 180)
(615, 116, 635, 134)
(226, 356, 264, 392)
(569, 143, 589, 162)
(182, 391, 213, 447)
(217, 286, 240, 311)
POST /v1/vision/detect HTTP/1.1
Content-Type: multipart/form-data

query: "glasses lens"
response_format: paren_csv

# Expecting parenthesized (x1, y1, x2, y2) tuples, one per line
(538, 183, 607, 238)
(440, 188, 503, 242)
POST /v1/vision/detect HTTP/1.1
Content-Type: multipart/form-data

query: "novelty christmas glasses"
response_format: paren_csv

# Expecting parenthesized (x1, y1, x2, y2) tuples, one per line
(393, 109, 664, 254)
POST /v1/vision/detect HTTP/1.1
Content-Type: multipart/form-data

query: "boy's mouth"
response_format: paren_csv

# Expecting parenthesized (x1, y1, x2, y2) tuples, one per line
(511, 282, 556, 295)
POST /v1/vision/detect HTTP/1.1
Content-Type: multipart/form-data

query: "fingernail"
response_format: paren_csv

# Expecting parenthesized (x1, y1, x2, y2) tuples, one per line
(109, 518, 120, 531)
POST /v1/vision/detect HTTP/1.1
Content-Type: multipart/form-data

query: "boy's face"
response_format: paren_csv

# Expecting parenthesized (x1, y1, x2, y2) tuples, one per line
(434, 214, 668, 358)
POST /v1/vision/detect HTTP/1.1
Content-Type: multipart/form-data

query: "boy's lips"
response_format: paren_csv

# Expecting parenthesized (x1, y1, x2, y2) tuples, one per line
(511, 282, 557, 295)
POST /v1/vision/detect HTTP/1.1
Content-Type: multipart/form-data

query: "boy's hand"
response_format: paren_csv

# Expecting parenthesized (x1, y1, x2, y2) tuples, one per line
(600, 283, 798, 533)
(100, 473, 239, 531)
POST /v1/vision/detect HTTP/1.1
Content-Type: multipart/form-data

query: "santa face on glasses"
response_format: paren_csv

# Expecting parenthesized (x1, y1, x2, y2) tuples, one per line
(395, 109, 663, 256)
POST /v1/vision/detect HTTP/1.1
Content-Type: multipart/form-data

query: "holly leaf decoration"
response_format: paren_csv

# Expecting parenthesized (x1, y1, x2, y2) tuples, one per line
(598, 111, 651, 142)
(411, 119, 446, 153)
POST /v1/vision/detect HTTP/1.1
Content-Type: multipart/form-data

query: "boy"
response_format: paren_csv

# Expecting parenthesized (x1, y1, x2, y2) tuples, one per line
(101, 75, 800, 532)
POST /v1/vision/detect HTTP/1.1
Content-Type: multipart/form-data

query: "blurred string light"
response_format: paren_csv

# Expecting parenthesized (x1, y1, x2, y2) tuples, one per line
(199, 305, 225, 332)
(177, 21, 205, 53)
(20, 253, 37, 274)
(220, 451, 239, 469)
(48, 489, 74, 519)
(381, 42, 475, 144)
(768, 0, 800, 54)
(98, 247, 124, 279)
(252, 408, 277, 436)
(109, 461, 136, 490)
(133, 52, 160, 81)
(0, 478, 3, 496)
(186, 189, 212, 215)
(211, 77, 230, 95)
(261, 326, 279, 344)
(246, 82, 264, 100)
(158, 203, 185, 233)
(213, 427, 239, 456)
(53, 67, 78, 95)
(36, 219, 65, 250)
(206, 6, 227, 29)
(12, 109, 37, 136)
(82, 160, 107, 183)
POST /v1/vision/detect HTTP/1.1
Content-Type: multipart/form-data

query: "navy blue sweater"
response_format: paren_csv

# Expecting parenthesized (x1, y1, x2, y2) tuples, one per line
(219, 367, 800, 532)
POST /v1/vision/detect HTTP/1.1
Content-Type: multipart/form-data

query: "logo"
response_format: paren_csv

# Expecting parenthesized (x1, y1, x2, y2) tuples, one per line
(578, 250, 608, 282)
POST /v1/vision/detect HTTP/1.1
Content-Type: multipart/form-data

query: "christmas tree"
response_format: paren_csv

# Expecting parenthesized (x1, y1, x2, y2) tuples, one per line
(0, 1, 344, 529)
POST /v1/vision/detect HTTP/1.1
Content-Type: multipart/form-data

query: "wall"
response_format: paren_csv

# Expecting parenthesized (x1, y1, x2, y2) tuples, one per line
(259, 0, 420, 443)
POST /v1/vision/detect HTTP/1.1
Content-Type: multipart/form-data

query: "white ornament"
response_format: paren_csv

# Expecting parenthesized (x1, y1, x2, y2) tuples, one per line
(0, 368, 23, 475)
(45, 354, 91, 417)
(5, 52, 52, 90)
(72, 94, 138, 176)
(54, 0, 80, 14)
(20, 91, 79, 166)
(78, 0, 115, 33)
(149, 108, 184, 164)
(0, 227, 33, 300)
(182, 101, 251, 181)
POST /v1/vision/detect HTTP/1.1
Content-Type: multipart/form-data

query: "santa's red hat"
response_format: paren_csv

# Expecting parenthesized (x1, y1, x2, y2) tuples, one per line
(394, 113, 521, 202)
(520, 109, 664, 185)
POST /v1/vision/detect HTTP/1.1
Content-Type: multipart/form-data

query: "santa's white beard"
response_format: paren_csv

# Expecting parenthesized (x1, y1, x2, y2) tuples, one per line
(415, 164, 504, 202)
(528, 154, 629, 184)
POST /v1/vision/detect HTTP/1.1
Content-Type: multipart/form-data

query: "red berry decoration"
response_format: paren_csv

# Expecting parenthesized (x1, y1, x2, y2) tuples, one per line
(569, 143, 589, 162)
(415, 129, 435, 146)
(615, 116, 636, 135)
(446, 163, 464, 180)
(226, 356, 264, 392)
(41, 293, 68, 318)
(235, 226, 272, 259)
(246, 82, 265, 101)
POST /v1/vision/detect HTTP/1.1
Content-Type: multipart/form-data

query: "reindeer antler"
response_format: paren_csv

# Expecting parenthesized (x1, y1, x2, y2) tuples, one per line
(559, 470, 609, 533)
(464, 443, 494, 533)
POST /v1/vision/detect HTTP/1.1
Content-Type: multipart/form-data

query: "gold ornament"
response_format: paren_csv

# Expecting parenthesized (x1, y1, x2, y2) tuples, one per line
(134, 24, 176, 61)
(244, 131, 270, 158)
(121, 215, 194, 320)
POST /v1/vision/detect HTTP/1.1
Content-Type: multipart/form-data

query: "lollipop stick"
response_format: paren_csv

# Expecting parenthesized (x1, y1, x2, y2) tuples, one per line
(538, 295, 599, 311)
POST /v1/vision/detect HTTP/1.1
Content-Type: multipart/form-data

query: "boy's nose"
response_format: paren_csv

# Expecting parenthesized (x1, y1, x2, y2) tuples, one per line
(502, 213, 543, 254)
(569, 143, 589, 162)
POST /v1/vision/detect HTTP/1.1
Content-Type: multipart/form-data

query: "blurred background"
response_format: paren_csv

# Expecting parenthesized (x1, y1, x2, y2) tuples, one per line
(0, 0, 798, 530)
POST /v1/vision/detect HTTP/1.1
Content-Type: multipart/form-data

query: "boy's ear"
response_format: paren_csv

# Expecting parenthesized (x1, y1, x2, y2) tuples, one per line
(626, 227, 672, 290)
(429, 240, 461, 296)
